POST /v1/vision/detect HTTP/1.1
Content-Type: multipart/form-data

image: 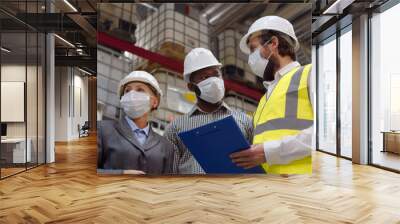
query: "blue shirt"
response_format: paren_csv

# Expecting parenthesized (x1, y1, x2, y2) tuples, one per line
(125, 116, 150, 145)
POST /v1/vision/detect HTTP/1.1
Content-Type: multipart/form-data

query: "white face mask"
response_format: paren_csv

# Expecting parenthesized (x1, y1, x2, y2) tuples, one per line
(120, 90, 151, 119)
(196, 77, 225, 104)
(248, 41, 273, 78)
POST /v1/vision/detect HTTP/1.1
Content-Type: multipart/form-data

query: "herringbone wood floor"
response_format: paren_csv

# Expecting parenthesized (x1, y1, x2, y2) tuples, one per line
(1, 135, 400, 224)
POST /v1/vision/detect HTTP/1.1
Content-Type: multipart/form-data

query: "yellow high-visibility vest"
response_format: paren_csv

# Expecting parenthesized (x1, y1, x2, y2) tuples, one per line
(253, 64, 313, 174)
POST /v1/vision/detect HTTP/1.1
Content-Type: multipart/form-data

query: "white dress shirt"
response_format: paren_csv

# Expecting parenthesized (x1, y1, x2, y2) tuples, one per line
(261, 61, 315, 166)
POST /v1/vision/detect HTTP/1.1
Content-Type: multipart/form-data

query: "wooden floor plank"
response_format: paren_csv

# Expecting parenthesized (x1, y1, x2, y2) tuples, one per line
(0, 135, 400, 223)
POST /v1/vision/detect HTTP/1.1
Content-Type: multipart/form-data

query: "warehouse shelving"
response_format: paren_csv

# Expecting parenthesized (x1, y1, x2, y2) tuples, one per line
(134, 3, 209, 67)
(218, 29, 254, 82)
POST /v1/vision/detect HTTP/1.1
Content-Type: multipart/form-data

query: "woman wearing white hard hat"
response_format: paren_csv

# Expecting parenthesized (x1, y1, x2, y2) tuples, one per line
(230, 16, 314, 175)
(97, 71, 174, 175)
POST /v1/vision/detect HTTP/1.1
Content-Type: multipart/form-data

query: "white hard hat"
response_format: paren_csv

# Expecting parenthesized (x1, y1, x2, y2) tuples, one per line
(183, 48, 222, 83)
(239, 16, 299, 54)
(118, 71, 163, 98)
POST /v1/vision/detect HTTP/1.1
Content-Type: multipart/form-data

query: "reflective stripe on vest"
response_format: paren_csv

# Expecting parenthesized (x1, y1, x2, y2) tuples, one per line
(254, 118, 313, 135)
(252, 64, 313, 174)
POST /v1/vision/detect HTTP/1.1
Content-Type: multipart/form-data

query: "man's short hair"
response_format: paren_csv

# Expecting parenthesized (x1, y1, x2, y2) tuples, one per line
(260, 30, 296, 61)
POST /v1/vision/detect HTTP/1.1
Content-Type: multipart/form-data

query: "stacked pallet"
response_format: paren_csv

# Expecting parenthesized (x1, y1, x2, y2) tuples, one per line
(224, 94, 258, 117)
(151, 69, 195, 123)
(99, 3, 139, 32)
(97, 48, 194, 126)
(97, 47, 133, 120)
(144, 42, 186, 73)
(97, 4, 259, 124)
(134, 3, 209, 69)
(218, 29, 264, 90)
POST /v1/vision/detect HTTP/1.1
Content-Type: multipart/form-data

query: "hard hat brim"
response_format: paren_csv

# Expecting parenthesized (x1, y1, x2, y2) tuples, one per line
(118, 76, 163, 98)
(239, 31, 254, 55)
(183, 63, 222, 83)
(239, 29, 300, 55)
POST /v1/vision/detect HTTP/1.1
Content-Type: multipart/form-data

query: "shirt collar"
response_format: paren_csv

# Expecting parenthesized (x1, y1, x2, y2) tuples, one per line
(188, 101, 231, 117)
(276, 61, 301, 77)
(125, 116, 150, 136)
(262, 61, 301, 89)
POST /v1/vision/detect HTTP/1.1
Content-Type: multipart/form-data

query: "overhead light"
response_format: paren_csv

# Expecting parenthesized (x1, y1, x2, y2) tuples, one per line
(139, 3, 157, 11)
(323, 0, 355, 15)
(1, 47, 11, 53)
(54, 34, 75, 48)
(201, 3, 223, 18)
(76, 49, 84, 55)
(63, 0, 78, 12)
(208, 4, 236, 25)
(78, 67, 92, 76)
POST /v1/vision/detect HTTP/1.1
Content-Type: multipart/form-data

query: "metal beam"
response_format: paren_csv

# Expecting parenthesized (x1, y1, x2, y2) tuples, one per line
(8, 13, 83, 32)
(260, 2, 280, 16)
(67, 13, 97, 38)
(98, 32, 263, 101)
(208, 4, 237, 25)
(274, 3, 306, 21)
(52, 0, 78, 13)
(55, 55, 96, 72)
(312, 15, 334, 33)
(323, 0, 355, 14)
(210, 4, 261, 36)
(200, 3, 223, 18)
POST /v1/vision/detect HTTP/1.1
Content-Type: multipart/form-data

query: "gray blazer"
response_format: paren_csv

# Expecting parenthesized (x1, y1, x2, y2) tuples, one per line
(97, 117, 174, 174)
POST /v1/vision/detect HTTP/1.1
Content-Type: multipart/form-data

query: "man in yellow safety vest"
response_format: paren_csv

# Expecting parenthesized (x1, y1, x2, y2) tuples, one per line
(230, 16, 314, 175)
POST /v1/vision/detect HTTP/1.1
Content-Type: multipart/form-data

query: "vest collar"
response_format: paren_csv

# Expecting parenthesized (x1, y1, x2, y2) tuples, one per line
(262, 61, 301, 90)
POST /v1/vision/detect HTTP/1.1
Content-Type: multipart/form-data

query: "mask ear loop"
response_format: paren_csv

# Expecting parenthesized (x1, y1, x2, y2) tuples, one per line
(261, 38, 273, 61)
(191, 83, 201, 97)
(191, 73, 221, 98)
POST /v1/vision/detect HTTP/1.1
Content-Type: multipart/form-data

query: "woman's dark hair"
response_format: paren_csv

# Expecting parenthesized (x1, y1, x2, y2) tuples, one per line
(260, 30, 296, 61)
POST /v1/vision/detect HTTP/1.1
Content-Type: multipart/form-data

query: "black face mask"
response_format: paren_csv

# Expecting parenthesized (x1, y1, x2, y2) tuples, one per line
(263, 57, 276, 82)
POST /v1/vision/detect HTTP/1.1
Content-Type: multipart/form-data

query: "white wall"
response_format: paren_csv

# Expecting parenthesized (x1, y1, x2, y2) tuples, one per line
(1, 63, 46, 164)
(55, 66, 69, 141)
(54, 67, 89, 141)
(72, 73, 89, 138)
(1, 65, 38, 138)
(1, 65, 26, 140)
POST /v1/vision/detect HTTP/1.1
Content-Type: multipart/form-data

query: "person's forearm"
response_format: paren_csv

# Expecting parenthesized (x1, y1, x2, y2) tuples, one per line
(263, 126, 313, 165)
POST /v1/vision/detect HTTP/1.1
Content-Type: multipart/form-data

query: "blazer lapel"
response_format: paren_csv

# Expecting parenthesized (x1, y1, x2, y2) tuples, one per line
(142, 127, 160, 151)
(115, 117, 145, 153)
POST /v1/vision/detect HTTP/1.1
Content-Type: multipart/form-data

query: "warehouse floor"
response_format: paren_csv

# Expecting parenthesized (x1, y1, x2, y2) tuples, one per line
(0, 135, 400, 223)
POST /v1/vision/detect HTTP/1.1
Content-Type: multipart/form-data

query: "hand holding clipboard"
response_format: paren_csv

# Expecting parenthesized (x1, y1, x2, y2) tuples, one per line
(178, 116, 265, 174)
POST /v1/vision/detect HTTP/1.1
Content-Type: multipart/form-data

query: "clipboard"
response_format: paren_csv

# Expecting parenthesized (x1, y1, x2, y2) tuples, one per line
(178, 115, 265, 174)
